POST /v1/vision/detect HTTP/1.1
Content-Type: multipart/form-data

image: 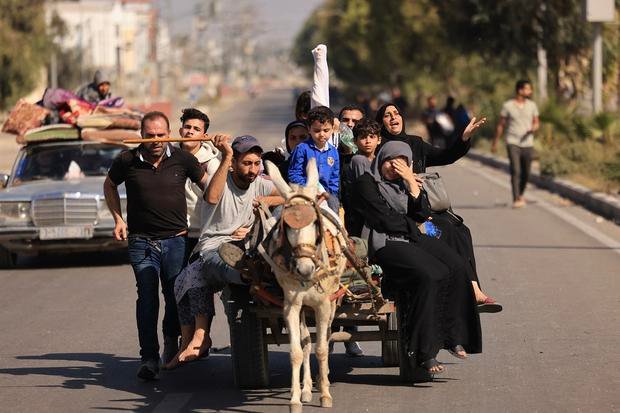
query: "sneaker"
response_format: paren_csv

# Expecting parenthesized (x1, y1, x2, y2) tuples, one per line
(137, 359, 160, 381)
(161, 336, 179, 365)
(344, 341, 364, 357)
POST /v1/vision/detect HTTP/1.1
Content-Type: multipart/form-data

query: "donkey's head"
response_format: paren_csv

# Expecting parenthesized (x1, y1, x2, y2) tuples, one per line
(265, 158, 322, 280)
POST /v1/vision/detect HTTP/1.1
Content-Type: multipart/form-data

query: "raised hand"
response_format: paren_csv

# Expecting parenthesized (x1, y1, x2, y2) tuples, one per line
(462, 116, 487, 141)
(212, 134, 233, 158)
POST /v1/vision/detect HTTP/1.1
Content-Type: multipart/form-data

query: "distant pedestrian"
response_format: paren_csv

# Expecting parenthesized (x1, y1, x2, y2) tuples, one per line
(77, 70, 111, 104)
(422, 96, 449, 148)
(492, 79, 540, 208)
(103, 111, 209, 381)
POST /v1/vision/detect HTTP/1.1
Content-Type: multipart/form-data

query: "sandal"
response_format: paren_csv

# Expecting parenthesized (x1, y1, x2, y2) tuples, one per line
(448, 344, 468, 359)
(477, 297, 503, 313)
(420, 358, 445, 374)
(218, 242, 247, 270)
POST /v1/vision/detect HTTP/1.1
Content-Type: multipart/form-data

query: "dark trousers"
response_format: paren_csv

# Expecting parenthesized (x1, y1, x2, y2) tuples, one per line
(375, 237, 481, 361)
(507, 144, 534, 201)
(128, 234, 188, 361)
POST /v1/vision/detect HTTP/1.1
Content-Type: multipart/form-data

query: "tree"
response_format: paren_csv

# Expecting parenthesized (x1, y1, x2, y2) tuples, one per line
(0, 0, 52, 110)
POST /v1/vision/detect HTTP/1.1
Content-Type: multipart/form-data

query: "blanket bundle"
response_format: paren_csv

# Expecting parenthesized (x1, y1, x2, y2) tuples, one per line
(2, 88, 143, 144)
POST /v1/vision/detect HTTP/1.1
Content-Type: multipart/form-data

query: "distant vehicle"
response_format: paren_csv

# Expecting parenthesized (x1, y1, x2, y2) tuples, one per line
(0, 140, 127, 268)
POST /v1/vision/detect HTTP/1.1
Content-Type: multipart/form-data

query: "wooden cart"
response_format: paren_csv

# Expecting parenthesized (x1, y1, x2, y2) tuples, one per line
(223, 284, 414, 388)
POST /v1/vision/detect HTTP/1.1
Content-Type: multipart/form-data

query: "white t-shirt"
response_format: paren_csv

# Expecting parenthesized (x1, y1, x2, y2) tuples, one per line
(185, 142, 221, 236)
(500, 99, 539, 147)
(195, 174, 274, 253)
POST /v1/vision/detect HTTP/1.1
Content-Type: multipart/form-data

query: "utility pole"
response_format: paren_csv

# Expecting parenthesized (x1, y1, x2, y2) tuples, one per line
(585, 0, 615, 113)
(592, 22, 603, 113)
(536, 2, 548, 103)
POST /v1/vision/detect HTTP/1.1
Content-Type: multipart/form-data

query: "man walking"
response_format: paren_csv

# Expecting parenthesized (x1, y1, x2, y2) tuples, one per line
(103, 111, 209, 380)
(492, 79, 540, 208)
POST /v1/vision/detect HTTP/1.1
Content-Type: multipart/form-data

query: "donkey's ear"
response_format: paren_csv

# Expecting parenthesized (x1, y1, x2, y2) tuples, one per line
(306, 157, 319, 189)
(265, 160, 293, 198)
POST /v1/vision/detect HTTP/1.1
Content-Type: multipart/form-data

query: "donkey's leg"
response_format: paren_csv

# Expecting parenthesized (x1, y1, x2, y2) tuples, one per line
(284, 303, 304, 413)
(300, 310, 313, 403)
(315, 300, 334, 408)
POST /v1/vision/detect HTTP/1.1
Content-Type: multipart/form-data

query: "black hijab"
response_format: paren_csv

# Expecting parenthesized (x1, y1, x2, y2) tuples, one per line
(375, 102, 426, 172)
(375, 102, 408, 141)
(284, 120, 308, 154)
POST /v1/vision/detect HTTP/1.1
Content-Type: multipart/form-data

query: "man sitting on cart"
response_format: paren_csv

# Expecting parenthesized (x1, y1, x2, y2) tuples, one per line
(166, 135, 284, 369)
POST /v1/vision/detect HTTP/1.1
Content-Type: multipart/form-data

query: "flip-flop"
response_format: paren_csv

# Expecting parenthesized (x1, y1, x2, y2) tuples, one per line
(218, 242, 246, 270)
(448, 345, 468, 359)
(477, 297, 503, 313)
(419, 358, 445, 375)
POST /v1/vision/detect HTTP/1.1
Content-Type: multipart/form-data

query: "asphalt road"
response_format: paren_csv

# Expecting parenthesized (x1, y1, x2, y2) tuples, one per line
(1, 89, 619, 413)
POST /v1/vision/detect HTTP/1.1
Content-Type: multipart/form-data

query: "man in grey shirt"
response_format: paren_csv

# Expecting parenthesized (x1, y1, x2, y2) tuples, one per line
(492, 79, 540, 208)
(167, 135, 283, 368)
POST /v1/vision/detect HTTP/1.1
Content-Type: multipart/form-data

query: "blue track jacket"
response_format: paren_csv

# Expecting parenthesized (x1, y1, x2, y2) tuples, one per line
(288, 138, 340, 195)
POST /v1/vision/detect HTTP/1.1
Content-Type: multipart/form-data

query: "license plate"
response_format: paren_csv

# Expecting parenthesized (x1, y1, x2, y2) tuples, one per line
(39, 226, 94, 240)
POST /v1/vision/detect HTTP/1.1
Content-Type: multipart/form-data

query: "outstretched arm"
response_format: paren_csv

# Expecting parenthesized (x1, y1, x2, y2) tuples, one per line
(425, 116, 486, 167)
(310, 44, 329, 108)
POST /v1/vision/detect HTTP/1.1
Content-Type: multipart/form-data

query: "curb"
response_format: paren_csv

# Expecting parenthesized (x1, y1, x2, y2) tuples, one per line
(467, 149, 620, 224)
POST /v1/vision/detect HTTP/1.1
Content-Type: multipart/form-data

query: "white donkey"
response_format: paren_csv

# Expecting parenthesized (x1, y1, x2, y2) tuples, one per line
(263, 159, 348, 413)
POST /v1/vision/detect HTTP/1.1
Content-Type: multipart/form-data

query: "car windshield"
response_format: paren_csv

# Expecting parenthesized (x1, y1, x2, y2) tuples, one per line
(10, 143, 125, 185)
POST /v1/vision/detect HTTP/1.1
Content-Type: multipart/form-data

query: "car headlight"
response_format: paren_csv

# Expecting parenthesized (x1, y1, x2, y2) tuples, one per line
(0, 201, 32, 225)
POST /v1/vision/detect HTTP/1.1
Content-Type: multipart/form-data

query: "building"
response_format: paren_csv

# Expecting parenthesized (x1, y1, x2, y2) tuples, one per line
(46, 0, 170, 99)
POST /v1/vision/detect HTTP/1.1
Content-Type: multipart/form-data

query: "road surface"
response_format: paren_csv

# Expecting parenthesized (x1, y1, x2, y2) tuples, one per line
(0, 89, 619, 412)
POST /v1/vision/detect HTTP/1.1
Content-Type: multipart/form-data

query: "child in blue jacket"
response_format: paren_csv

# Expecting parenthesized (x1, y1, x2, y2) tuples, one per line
(288, 106, 340, 212)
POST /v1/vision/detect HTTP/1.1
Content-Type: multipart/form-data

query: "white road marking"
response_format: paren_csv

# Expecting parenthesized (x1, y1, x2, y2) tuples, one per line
(463, 161, 620, 256)
(152, 393, 193, 413)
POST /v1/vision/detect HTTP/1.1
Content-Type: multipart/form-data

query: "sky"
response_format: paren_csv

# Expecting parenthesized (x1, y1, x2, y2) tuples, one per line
(157, 0, 324, 49)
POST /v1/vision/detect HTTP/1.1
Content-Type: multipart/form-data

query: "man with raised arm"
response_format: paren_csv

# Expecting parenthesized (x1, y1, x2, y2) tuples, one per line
(167, 135, 284, 369)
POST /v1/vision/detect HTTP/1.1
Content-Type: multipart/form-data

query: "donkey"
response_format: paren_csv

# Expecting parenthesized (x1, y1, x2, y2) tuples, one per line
(263, 159, 348, 413)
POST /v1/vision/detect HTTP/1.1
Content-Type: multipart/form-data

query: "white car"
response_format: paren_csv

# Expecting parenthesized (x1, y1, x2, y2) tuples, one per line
(0, 140, 127, 268)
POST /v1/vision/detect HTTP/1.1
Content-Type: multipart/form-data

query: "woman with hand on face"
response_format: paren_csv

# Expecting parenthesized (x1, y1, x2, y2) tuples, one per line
(352, 141, 482, 378)
(376, 103, 501, 313)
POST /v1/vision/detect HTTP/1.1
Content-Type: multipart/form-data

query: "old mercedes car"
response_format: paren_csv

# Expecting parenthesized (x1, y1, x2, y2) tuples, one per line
(0, 140, 127, 268)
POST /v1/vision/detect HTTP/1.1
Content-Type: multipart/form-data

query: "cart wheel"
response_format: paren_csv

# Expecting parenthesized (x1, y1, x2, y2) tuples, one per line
(226, 286, 270, 389)
(381, 310, 399, 367)
(395, 296, 413, 382)
(0, 246, 17, 269)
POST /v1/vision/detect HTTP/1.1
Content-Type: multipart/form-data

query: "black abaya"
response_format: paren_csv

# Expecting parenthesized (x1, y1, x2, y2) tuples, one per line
(353, 173, 482, 361)
(375, 103, 481, 284)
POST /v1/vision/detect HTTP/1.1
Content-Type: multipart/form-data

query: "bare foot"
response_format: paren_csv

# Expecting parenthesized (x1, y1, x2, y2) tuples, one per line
(512, 199, 526, 208)
(178, 335, 212, 363)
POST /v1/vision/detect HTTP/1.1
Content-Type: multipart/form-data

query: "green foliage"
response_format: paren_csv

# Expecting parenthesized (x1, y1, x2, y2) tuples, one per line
(432, 0, 593, 77)
(0, 0, 52, 110)
(603, 153, 620, 184)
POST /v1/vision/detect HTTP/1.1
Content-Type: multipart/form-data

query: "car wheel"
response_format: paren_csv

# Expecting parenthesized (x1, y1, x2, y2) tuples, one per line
(0, 246, 17, 269)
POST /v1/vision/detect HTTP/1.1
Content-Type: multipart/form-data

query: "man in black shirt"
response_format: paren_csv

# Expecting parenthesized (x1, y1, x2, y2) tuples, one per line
(104, 111, 209, 380)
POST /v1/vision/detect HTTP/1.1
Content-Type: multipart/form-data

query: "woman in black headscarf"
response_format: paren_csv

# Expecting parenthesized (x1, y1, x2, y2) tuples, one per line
(262, 120, 309, 181)
(375, 103, 501, 311)
(353, 141, 482, 378)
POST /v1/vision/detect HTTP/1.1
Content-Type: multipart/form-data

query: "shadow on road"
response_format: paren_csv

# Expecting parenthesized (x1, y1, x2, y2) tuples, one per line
(0, 349, 414, 411)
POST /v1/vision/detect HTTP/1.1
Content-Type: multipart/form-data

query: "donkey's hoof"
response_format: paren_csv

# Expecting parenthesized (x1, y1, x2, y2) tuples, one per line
(290, 403, 303, 413)
(301, 391, 313, 403)
(320, 396, 333, 408)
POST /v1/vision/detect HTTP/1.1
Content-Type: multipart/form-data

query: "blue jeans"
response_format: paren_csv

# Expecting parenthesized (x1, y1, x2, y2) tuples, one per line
(128, 235, 188, 361)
